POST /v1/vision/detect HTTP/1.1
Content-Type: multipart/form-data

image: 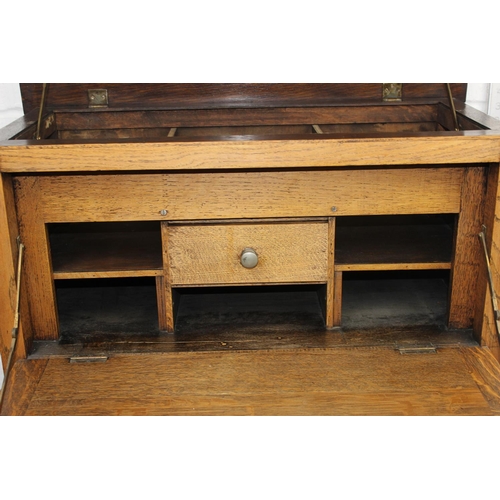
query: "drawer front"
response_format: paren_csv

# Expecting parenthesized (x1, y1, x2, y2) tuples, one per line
(168, 222, 328, 285)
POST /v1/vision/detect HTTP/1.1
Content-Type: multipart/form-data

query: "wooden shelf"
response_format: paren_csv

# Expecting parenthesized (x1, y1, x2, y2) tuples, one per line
(335, 216, 453, 271)
(49, 222, 163, 279)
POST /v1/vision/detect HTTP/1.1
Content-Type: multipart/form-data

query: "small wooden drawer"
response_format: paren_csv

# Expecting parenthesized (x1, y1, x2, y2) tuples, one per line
(168, 221, 328, 285)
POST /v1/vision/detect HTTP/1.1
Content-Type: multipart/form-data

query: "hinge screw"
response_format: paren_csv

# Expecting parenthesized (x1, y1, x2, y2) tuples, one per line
(160, 209, 168, 216)
(331, 206, 337, 212)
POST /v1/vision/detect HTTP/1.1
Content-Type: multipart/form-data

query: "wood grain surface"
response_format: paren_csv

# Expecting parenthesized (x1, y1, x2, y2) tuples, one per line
(14, 176, 59, 341)
(448, 166, 487, 329)
(18, 83, 468, 113)
(31, 167, 462, 223)
(3, 345, 497, 416)
(1, 135, 500, 173)
(168, 222, 328, 285)
(325, 218, 335, 328)
(53, 105, 439, 130)
(477, 164, 500, 359)
(0, 358, 47, 416)
(0, 174, 28, 365)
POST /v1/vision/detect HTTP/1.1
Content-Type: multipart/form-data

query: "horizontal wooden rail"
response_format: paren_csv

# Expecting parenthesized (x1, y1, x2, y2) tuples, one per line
(1, 133, 500, 173)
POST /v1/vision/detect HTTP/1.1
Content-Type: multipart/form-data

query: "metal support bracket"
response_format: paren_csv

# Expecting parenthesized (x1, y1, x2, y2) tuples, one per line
(479, 225, 500, 338)
(35, 83, 48, 140)
(445, 83, 461, 131)
(0, 240, 25, 411)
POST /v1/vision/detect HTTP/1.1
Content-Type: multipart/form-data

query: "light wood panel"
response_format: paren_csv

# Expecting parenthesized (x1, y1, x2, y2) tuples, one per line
(325, 218, 335, 328)
(1, 135, 500, 173)
(0, 358, 48, 416)
(461, 346, 500, 413)
(160, 222, 175, 333)
(477, 164, 500, 360)
(34, 167, 463, 223)
(168, 222, 328, 285)
(14, 176, 59, 341)
(333, 271, 343, 327)
(7, 346, 497, 416)
(0, 174, 28, 365)
(448, 166, 488, 329)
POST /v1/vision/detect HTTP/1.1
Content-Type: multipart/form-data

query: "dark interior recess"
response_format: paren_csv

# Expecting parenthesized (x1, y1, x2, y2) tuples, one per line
(335, 214, 455, 266)
(340, 270, 450, 330)
(173, 285, 327, 336)
(49, 221, 162, 275)
(55, 275, 450, 345)
(56, 277, 160, 343)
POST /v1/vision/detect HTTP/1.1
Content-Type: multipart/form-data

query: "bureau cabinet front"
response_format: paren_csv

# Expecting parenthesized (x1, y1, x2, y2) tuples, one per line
(12, 165, 481, 346)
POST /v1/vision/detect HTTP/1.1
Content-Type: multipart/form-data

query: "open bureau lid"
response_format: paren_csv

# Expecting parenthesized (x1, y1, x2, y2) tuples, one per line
(19, 83, 468, 113)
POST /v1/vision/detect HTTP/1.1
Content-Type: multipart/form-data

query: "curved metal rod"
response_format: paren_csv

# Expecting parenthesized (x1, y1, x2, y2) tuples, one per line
(445, 83, 460, 131)
(0, 242, 24, 412)
(35, 83, 48, 140)
(479, 227, 500, 339)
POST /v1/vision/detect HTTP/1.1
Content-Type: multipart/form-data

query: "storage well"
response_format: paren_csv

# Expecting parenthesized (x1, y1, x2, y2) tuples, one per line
(335, 214, 454, 271)
(340, 270, 449, 329)
(173, 285, 328, 336)
(21, 100, 484, 141)
(55, 277, 161, 342)
(48, 221, 163, 278)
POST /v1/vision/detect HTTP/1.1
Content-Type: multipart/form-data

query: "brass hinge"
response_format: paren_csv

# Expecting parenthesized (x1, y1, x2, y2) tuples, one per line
(69, 355, 109, 363)
(88, 89, 108, 108)
(382, 83, 403, 102)
(397, 343, 437, 355)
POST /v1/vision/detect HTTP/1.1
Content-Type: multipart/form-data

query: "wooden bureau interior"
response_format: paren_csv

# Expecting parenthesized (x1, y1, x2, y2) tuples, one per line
(2, 83, 500, 361)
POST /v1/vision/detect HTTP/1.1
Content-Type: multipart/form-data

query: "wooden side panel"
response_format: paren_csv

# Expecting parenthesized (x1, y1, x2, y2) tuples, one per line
(0, 109, 40, 141)
(333, 271, 343, 328)
(0, 174, 28, 366)
(0, 359, 48, 416)
(14, 176, 59, 340)
(455, 102, 500, 132)
(461, 346, 500, 413)
(160, 222, 175, 333)
(477, 164, 500, 360)
(325, 218, 335, 328)
(37, 167, 463, 223)
(168, 223, 328, 285)
(448, 166, 488, 329)
(155, 276, 171, 333)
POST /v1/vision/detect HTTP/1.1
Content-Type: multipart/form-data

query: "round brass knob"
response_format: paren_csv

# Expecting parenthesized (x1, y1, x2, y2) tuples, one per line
(240, 248, 258, 269)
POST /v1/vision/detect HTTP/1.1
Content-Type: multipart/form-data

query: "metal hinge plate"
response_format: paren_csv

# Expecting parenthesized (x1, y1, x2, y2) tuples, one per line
(69, 355, 109, 363)
(397, 343, 437, 355)
(382, 83, 403, 102)
(88, 89, 108, 108)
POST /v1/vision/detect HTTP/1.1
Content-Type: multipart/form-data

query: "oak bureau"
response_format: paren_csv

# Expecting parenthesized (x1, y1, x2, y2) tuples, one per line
(2, 84, 500, 413)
